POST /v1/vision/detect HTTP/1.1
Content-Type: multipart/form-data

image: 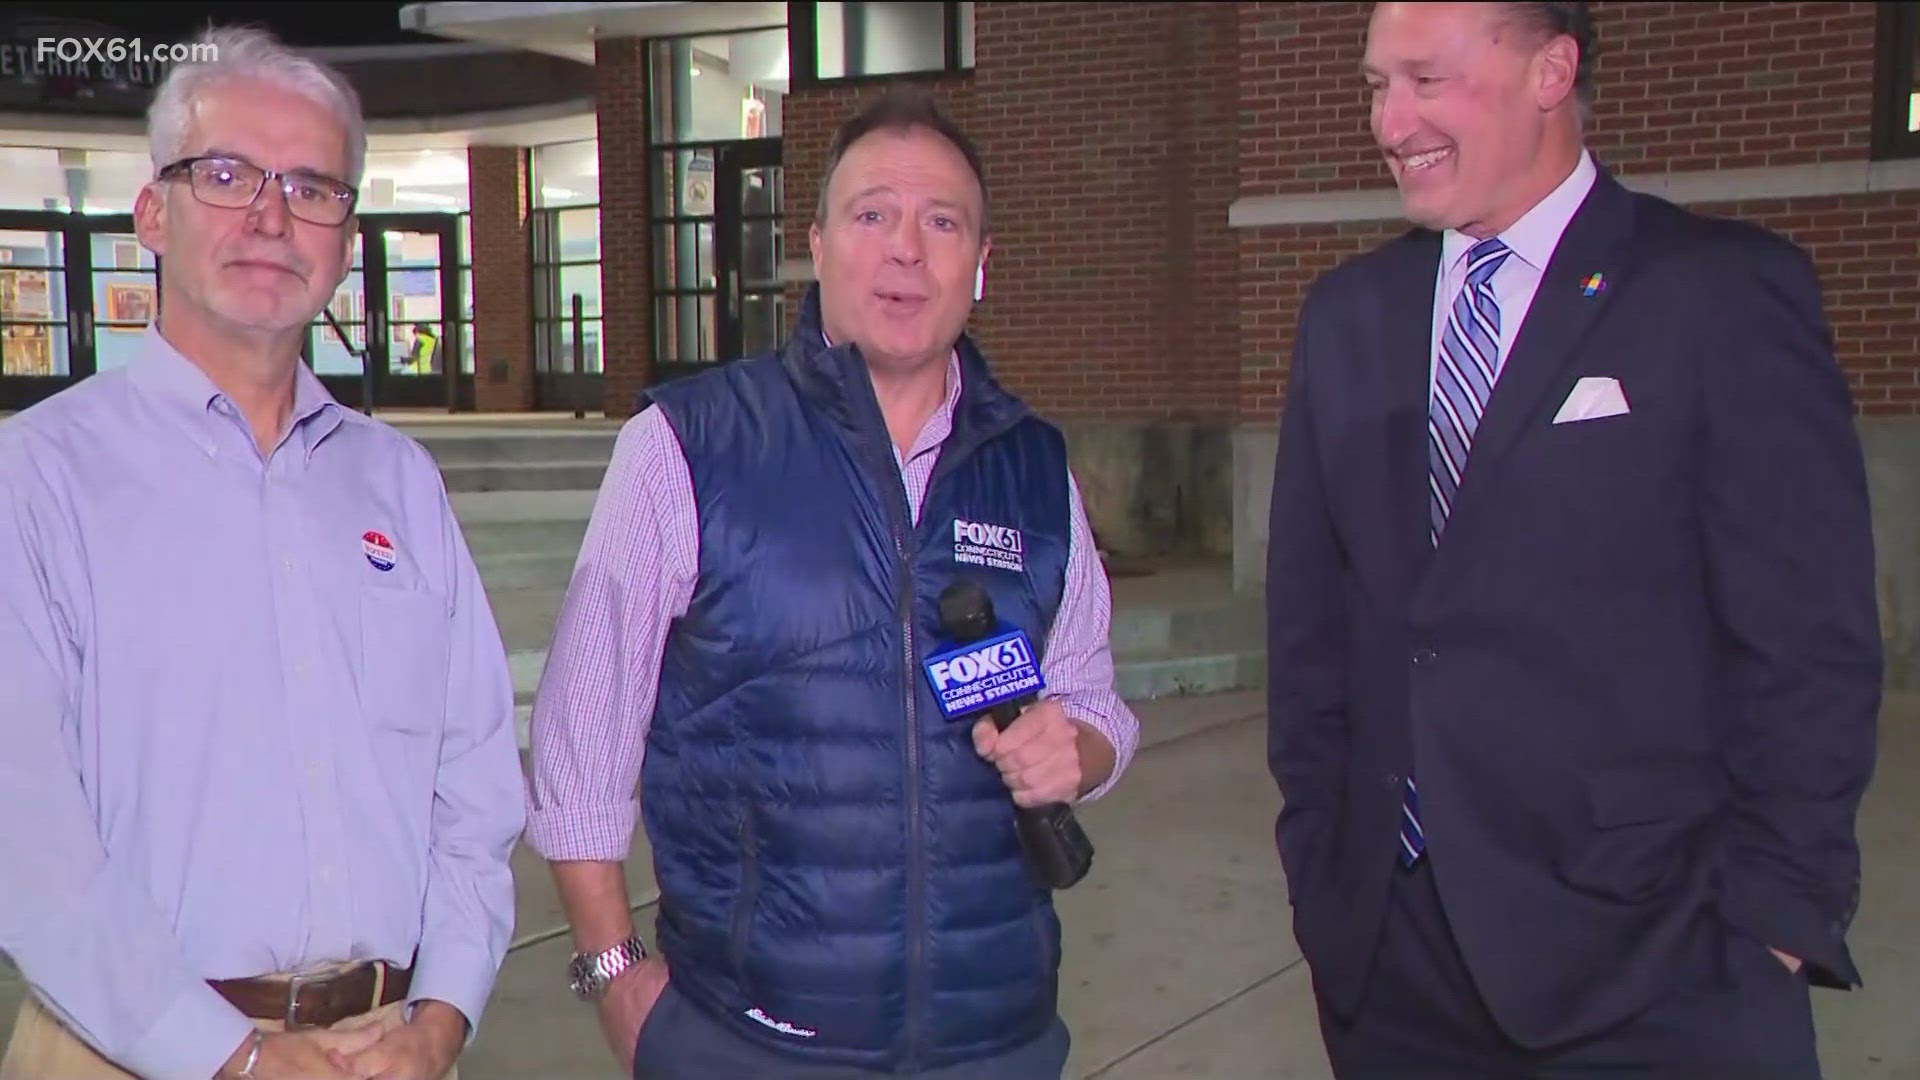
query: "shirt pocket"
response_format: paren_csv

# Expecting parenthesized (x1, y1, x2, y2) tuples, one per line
(358, 582, 452, 750)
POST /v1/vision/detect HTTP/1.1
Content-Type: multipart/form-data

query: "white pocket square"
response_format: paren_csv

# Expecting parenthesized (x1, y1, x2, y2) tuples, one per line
(1553, 377, 1630, 424)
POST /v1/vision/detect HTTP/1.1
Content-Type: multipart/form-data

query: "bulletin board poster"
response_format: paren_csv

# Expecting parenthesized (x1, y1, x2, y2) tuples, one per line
(1, 266, 52, 319)
(1, 263, 56, 375)
(1, 325, 55, 375)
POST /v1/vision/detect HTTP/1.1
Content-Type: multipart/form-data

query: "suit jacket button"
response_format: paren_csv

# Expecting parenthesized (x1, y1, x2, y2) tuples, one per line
(1385, 772, 1401, 787)
(1412, 649, 1436, 666)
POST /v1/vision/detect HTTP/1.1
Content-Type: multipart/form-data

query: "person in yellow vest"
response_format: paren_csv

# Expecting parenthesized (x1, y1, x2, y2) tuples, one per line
(408, 323, 438, 373)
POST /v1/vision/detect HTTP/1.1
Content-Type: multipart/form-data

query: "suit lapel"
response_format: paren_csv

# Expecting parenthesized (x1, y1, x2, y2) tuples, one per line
(1332, 228, 1442, 603)
(1380, 231, 1443, 589)
(1441, 169, 1636, 543)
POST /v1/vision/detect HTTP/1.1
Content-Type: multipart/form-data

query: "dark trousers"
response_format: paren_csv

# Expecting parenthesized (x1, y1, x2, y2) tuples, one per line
(1315, 859, 1822, 1080)
(632, 982, 1071, 1080)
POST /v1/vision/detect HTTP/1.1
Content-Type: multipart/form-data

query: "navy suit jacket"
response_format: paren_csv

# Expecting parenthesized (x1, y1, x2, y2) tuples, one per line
(1265, 164, 1882, 1048)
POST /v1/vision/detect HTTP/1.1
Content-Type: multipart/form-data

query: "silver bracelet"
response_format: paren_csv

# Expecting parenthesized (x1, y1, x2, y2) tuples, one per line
(237, 1030, 263, 1078)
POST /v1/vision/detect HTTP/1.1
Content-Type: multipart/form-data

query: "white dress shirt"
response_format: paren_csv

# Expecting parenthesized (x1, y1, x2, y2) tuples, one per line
(1429, 149, 1599, 392)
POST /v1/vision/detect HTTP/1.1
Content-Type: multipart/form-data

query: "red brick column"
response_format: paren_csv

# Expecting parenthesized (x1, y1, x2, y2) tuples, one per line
(467, 145, 534, 412)
(596, 36, 653, 418)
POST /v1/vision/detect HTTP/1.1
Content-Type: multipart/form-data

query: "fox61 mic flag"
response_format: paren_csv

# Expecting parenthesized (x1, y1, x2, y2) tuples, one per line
(922, 626, 1046, 722)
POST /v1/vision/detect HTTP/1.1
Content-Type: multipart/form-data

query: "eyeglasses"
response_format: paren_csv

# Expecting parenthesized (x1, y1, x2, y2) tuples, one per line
(156, 155, 359, 227)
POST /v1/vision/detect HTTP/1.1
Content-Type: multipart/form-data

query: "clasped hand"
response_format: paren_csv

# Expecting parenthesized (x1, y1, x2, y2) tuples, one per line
(971, 699, 1083, 807)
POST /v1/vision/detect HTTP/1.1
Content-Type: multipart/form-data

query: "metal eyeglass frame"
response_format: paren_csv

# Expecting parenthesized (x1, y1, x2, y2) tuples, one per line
(155, 155, 360, 227)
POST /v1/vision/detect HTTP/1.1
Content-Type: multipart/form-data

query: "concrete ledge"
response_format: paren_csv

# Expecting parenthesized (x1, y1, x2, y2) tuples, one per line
(1062, 420, 1233, 560)
(1231, 158, 1920, 229)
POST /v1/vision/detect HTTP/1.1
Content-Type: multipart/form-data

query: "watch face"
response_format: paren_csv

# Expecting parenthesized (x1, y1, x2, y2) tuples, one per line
(567, 956, 601, 997)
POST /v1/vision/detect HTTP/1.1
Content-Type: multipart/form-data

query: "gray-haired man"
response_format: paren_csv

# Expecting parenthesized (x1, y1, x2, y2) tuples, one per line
(0, 26, 522, 1080)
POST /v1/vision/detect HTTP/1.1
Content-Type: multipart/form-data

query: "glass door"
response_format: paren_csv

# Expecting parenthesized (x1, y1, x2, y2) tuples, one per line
(0, 211, 84, 411)
(309, 213, 465, 411)
(651, 137, 782, 384)
(85, 217, 161, 375)
(310, 229, 370, 401)
(717, 139, 784, 363)
(370, 220, 459, 409)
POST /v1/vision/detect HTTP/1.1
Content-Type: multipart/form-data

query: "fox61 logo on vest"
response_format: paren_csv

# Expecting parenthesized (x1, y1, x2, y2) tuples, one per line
(952, 517, 1024, 574)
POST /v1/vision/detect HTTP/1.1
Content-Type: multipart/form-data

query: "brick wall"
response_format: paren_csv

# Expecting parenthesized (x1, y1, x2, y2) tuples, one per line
(467, 145, 533, 412)
(1236, 1, 1916, 421)
(1237, 219, 1406, 425)
(596, 36, 654, 417)
(1712, 192, 1920, 417)
(779, 2, 1239, 424)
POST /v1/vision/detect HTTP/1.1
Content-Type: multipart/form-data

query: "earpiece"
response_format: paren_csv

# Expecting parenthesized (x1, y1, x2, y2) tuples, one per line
(974, 262, 985, 302)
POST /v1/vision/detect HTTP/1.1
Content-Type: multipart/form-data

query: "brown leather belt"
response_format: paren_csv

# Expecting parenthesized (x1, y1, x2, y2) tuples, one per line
(209, 958, 412, 1030)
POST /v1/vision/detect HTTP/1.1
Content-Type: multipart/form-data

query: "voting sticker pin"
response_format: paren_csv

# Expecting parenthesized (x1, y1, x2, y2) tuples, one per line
(363, 530, 397, 572)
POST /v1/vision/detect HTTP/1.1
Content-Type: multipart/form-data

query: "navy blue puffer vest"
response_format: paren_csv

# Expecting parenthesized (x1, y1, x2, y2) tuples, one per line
(637, 286, 1073, 1073)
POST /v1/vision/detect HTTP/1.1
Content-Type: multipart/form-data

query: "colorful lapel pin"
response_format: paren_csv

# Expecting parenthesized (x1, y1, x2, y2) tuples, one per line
(1580, 272, 1607, 297)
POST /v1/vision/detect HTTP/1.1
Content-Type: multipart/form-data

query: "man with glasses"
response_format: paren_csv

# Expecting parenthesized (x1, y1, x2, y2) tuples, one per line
(0, 25, 521, 1080)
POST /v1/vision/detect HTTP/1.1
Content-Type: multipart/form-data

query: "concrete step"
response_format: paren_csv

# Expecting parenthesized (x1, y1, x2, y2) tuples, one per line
(407, 429, 620, 467)
(1108, 592, 1263, 658)
(474, 549, 585, 591)
(1113, 644, 1266, 702)
(403, 425, 619, 494)
(465, 518, 593, 556)
(441, 461, 611, 494)
(452, 489, 599, 526)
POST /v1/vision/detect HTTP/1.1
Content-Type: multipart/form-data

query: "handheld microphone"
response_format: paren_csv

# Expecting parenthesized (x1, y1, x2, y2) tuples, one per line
(923, 580, 1095, 891)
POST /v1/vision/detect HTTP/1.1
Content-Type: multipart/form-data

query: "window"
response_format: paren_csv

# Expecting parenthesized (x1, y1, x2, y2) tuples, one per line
(90, 231, 159, 373)
(0, 227, 71, 377)
(791, 2, 974, 87)
(649, 28, 788, 145)
(456, 212, 474, 376)
(311, 233, 367, 376)
(0, 147, 150, 213)
(1873, 1, 1920, 159)
(360, 149, 472, 212)
(647, 28, 788, 369)
(531, 141, 602, 375)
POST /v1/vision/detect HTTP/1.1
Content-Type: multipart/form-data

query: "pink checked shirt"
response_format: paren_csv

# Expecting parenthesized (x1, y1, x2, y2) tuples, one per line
(525, 353, 1141, 862)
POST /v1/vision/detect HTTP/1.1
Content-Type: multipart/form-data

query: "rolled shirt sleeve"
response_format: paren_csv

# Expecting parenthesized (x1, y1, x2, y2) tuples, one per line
(525, 408, 699, 863)
(1040, 472, 1141, 803)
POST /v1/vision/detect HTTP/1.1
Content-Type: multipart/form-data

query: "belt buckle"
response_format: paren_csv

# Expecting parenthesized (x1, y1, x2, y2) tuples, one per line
(283, 971, 314, 1029)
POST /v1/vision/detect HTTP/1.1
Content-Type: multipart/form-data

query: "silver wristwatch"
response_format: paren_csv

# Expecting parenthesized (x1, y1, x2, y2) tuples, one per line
(568, 935, 648, 1000)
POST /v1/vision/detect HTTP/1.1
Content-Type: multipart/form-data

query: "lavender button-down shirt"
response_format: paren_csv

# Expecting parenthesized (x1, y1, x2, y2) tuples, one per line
(0, 327, 524, 1080)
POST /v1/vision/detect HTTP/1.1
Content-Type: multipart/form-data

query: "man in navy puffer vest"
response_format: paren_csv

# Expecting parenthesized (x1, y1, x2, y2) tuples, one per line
(526, 89, 1142, 1080)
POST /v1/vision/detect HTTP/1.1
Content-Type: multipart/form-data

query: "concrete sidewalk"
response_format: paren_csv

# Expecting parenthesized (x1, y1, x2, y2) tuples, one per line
(465, 688, 1920, 1080)
(4, 689, 1917, 1077)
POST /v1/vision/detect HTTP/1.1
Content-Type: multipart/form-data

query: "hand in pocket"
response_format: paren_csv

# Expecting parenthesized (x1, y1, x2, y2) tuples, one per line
(600, 957, 671, 1076)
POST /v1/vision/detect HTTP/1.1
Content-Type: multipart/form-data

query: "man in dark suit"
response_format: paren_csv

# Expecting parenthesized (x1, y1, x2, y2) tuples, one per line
(1264, 3, 1882, 1075)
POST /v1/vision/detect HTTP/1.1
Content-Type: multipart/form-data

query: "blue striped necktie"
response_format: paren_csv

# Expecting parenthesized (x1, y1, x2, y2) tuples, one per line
(1402, 236, 1512, 868)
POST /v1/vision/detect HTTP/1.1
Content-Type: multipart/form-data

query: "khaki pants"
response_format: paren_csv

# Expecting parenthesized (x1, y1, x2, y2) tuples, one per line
(0, 992, 459, 1080)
